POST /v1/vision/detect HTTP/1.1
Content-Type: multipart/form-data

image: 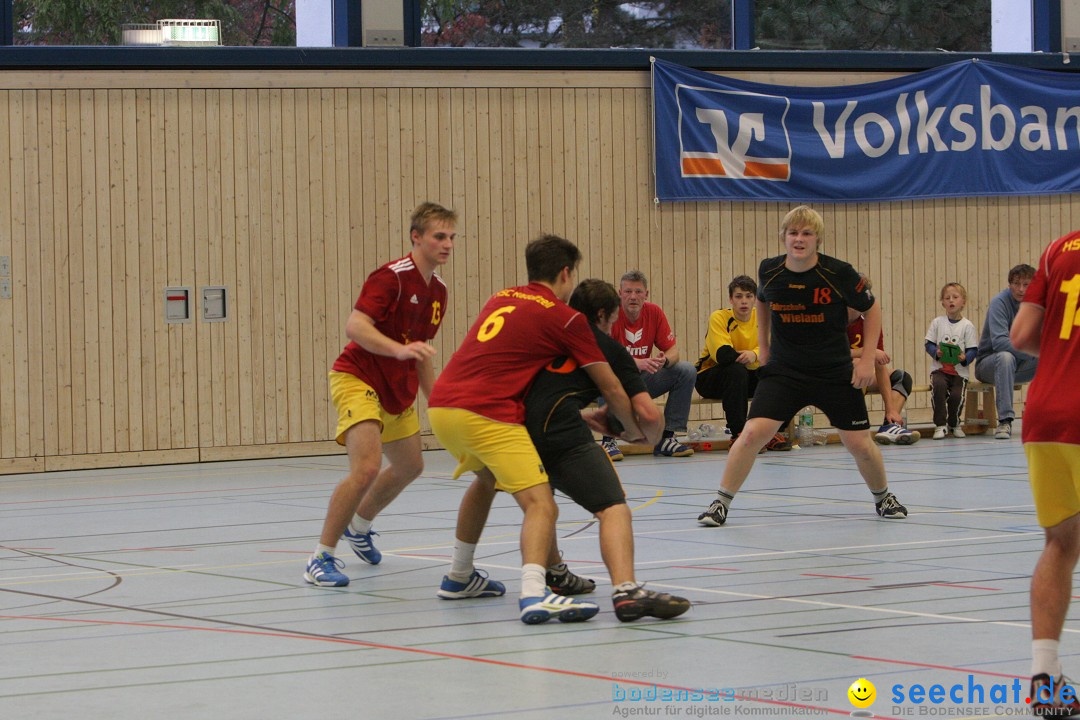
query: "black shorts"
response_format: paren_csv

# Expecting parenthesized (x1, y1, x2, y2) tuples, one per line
(747, 363, 870, 431)
(542, 442, 626, 515)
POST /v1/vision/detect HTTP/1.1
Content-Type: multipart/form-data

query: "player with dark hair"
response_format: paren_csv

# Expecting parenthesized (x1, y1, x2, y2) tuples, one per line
(697, 205, 907, 526)
(305, 202, 457, 587)
(524, 278, 691, 621)
(1011, 230, 1080, 716)
(427, 235, 655, 624)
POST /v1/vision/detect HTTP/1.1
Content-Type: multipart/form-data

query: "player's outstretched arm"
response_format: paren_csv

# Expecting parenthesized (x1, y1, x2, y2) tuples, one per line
(584, 363, 651, 444)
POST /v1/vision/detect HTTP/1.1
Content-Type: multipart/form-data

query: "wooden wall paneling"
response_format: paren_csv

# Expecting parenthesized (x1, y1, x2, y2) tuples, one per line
(45, 90, 67, 458)
(280, 88, 303, 444)
(178, 89, 199, 449)
(120, 89, 143, 451)
(499, 89, 518, 291)
(149, 89, 170, 450)
(525, 89, 543, 268)
(609, 89, 627, 283)
(79, 89, 102, 454)
(230, 90, 255, 447)
(265, 88, 290, 444)
(218, 90, 242, 448)
(105, 89, 129, 453)
(387, 89, 404, 262)
(192, 89, 213, 448)
(372, 88, 391, 272)
(472, 87, 493, 312)
(356, 87, 376, 347)
(484, 88, 506, 297)
(0, 92, 14, 458)
(463, 88, 483, 314)
(583, 89, 601, 275)
(205, 90, 229, 448)
(557, 89, 577, 266)
(536, 88, 553, 236)
(93, 89, 116, 454)
(18, 91, 41, 458)
(309, 88, 334, 441)
(162, 89, 183, 449)
(242, 90, 266, 445)
(596, 89, 613, 281)
(255, 89, 279, 445)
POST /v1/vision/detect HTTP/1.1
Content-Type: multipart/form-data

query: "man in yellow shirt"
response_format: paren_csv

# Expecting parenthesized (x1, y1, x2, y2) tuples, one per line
(695, 275, 791, 451)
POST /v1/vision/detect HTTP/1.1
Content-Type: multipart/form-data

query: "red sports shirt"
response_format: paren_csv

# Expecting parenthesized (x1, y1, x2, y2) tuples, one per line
(846, 316, 886, 352)
(331, 254, 448, 415)
(611, 302, 676, 361)
(1022, 230, 1080, 445)
(428, 283, 606, 424)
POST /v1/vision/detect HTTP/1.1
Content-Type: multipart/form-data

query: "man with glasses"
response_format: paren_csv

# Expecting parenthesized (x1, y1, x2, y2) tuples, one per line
(975, 264, 1039, 440)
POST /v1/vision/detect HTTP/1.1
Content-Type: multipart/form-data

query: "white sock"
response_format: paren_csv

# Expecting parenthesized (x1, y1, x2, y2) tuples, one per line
(1033, 639, 1062, 678)
(314, 543, 336, 558)
(613, 581, 639, 593)
(348, 515, 373, 535)
(448, 540, 478, 582)
(521, 563, 547, 598)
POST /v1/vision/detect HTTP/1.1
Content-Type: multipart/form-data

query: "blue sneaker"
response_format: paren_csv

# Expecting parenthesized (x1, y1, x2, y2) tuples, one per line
(304, 552, 349, 587)
(343, 527, 382, 565)
(875, 423, 920, 445)
(519, 593, 600, 624)
(437, 569, 506, 599)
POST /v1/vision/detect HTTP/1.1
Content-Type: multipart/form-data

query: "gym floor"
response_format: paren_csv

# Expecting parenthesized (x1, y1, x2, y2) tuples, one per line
(0, 427, 1056, 719)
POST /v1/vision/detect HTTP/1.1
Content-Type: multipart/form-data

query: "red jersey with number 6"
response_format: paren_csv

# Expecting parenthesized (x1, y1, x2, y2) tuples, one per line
(428, 283, 606, 424)
(332, 254, 447, 415)
(1022, 230, 1080, 445)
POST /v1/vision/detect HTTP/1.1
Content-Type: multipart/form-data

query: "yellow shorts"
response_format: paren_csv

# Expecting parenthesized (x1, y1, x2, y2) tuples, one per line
(427, 407, 548, 494)
(329, 371, 419, 445)
(1025, 442, 1080, 528)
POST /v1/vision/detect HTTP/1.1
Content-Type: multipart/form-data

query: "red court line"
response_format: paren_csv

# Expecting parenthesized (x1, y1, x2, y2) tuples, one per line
(801, 574, 871, 580)
(929, 583, 1000, 591)
(0, 613, 874, 717)
(852, 655, 1023, 680)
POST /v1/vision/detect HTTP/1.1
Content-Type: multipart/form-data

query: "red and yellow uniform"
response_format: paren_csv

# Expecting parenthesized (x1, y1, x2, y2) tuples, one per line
(428, 283, 606, 493)
(1023, 229, 1080, 526)
(330, 254, 447, 443)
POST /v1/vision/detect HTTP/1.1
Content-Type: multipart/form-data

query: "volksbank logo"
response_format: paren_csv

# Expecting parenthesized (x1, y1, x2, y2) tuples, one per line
(677, 85, 792, 181)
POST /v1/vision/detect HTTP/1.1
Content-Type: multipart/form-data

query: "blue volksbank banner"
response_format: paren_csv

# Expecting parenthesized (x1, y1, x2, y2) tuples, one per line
(652, 57, 1080, 202)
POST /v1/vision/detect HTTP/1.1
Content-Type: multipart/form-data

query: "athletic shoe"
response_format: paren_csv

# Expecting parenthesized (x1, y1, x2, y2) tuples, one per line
(602, 437, 624, 462)
(932, 426, 947, 440)
(875, 492, 908, 519)
(1030, 673, 1080, 717)
(654, 436, 693, 457)
(951, 425, 966, 439)
(519, 592, 600, 624)
(612, 585, 691, 622)
(437, 569, 506, 599)
(995, 422, 1012, 440)
(303, 552, 349, 587)
(342, 527, 382, 565)
(875, 423, 920, 445)
(546, 567, 596, 595)
(764, 433, 792, 451)
(697, 498, 728, 526)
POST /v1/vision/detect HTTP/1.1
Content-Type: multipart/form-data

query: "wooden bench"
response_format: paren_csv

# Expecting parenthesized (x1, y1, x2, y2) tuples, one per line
(614, 381, 1025, 454)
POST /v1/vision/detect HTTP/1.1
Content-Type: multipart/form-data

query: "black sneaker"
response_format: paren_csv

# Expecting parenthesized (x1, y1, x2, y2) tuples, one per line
(546, 567, 596, 595)
(1031, 674, 1080, 717)
(698, 498, 728, 526)
(612, 585, 691, 622)
(875, 492, 908, 519)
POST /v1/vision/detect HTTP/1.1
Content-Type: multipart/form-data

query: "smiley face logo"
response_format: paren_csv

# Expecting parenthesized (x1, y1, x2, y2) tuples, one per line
(847, 678, 876, 709)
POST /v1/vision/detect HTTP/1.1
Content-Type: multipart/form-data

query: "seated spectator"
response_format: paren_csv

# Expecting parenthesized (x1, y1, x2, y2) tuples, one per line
(975, 264, 1038, 440)
(694, 275, 791, 451)
(601, 270, 696, 460)
(847, 296, 919, 445)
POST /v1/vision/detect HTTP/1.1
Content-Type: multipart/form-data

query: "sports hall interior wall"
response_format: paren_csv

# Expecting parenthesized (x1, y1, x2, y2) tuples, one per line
(0, 56, 1076, 474)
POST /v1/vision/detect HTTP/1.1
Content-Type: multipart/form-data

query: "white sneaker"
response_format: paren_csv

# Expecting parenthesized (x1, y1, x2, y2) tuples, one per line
(951, 426, 966, 439)
(994, 422, 1012, 440)
(932, 426, 946, 440)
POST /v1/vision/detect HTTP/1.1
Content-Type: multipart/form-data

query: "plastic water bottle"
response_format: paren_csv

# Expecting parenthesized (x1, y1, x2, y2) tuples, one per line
(687, 427, 703, 442)
(797, 406, 814, 448)
(699, 423, 716, 439)
(900, 407, 908, 429)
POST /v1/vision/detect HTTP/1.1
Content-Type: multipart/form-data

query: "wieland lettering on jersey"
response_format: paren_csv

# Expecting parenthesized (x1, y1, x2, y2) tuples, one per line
(652, 58, 1080, 203)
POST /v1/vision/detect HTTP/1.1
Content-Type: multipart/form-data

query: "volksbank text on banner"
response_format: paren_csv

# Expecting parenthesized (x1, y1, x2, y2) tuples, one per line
(652, 58, 1080, 202)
